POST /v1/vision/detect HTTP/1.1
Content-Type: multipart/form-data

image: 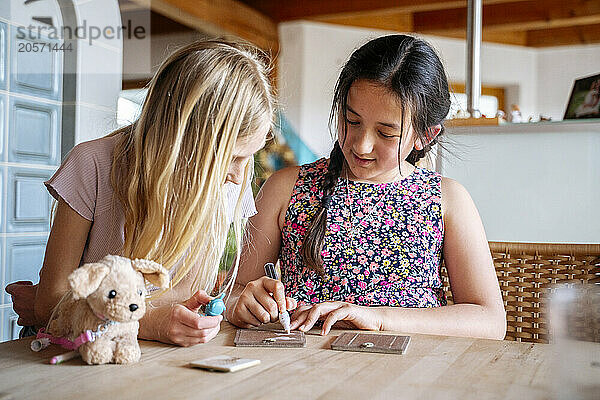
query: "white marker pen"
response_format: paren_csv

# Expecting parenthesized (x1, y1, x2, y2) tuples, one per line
(264, 262, 291, 334)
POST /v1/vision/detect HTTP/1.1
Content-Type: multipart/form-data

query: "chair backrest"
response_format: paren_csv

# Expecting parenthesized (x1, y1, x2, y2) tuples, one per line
(440, 241, 600, 343)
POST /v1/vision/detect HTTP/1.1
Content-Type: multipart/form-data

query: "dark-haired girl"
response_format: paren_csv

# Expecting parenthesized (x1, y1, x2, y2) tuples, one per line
(226, 35, 506, 339)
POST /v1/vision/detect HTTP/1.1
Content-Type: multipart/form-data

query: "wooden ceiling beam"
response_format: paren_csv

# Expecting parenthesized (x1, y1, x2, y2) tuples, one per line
(308, 12, 526, 46)
(311, 11, 413, 33)
(240, 0, 532, 21)
(436, 30, 528, 46)
(527, 23, 600, 47)
(129, 0, 278, 52)
(414, 0, 600, 35)
(148, 11, 195, 35)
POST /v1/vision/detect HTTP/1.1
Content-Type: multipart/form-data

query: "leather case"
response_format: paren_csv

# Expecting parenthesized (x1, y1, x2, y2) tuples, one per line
(234, 329, 306, 348)
(330, 332, 410, 354)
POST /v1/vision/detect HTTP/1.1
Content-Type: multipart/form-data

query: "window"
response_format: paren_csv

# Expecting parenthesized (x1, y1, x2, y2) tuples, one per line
(448, 83, 506, 119)
(448, 92, 499, 119)
(117, 88, 147, 127)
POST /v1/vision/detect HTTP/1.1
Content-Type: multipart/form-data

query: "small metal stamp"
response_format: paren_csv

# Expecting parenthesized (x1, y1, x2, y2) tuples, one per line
(262, 338, 277, 343)
(360, 342, 374, 348)
(30, 337, 50, 352)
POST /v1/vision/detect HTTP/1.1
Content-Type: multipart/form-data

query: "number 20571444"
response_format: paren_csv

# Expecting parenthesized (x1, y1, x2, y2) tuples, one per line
(18, 42, 73, 52)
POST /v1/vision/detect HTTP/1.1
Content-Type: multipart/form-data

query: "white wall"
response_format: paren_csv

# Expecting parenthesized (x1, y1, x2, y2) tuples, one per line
(278, 23, 307, 150)
(441, 123, 600, 243)
(123, 31, 208, 81)
(73, 0, 123, 144)
(537, 45, 600, 121)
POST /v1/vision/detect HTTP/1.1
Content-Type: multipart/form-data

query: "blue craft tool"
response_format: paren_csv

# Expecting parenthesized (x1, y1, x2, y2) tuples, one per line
(204, 293, 226, 316)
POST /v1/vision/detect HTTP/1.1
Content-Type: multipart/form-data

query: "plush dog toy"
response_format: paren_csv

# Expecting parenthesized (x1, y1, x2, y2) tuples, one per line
(43, 255, 169, 365)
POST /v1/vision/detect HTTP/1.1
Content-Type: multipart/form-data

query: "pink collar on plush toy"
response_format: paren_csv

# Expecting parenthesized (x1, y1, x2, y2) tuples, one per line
(35, 320, 117, 351)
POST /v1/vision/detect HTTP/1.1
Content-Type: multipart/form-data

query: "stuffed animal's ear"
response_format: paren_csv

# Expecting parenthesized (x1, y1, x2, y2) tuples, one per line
(131, 259, 170, 289)
(69, 262, 110, 300)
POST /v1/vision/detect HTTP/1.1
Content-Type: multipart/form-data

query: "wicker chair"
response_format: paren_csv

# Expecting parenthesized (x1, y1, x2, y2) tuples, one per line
(440, 241, 600, 343)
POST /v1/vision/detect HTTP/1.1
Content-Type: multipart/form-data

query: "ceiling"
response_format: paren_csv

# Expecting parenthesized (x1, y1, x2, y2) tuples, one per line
(237, 0, 600, 47)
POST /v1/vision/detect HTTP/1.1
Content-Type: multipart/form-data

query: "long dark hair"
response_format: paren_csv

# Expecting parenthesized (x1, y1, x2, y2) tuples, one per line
(301, 35, 451, 274)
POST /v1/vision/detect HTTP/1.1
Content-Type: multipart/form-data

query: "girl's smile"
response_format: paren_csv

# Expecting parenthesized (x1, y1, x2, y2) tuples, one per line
(351, 151, 375, 167)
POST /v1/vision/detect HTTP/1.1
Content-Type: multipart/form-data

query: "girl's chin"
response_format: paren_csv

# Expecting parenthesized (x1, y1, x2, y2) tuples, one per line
(347, 165, 378, 181)
(346, 164, 403, 183)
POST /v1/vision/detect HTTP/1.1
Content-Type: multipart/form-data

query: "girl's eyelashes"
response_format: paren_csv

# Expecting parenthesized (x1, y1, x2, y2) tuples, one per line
(345, 117, 397, 138)
(379, 131, 397, 139)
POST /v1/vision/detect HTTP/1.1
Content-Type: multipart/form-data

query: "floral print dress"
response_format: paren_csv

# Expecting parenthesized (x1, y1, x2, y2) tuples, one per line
(280, 158, 446, 308)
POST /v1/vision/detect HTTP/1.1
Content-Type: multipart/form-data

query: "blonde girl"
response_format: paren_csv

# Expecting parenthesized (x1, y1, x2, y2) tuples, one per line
(6, 39, 275, 346)
(227, 35, 506, 339)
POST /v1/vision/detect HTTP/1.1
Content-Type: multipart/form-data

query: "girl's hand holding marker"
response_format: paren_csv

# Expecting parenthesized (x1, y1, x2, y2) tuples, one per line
(226, 263, 297, 330)
(264, 263, 291, 333)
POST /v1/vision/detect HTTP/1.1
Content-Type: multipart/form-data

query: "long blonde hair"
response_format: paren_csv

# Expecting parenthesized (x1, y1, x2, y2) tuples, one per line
(110, 40, 274, 296)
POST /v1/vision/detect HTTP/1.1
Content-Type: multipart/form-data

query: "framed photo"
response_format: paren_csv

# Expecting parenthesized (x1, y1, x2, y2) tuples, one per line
(564, 73, 600, 120)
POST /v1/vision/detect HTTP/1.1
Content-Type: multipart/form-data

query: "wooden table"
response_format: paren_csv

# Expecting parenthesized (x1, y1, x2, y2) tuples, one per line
(0, 322, 584, 400)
